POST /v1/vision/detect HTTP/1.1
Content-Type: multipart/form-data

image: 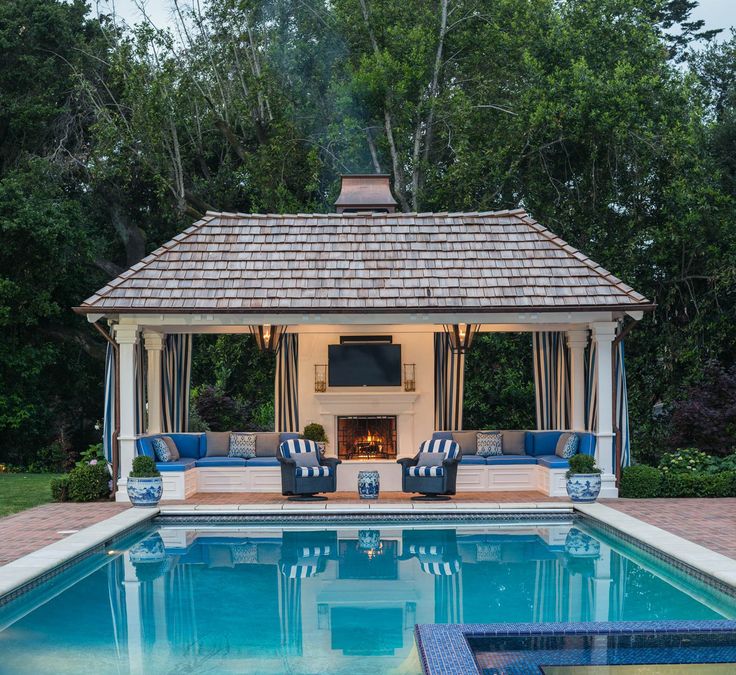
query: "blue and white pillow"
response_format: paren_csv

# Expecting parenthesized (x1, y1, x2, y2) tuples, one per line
(555, 432, 579, 459)
(151, 436, 179, 462)
(229, 432, 257, 459)
(476, 432, 503, 457)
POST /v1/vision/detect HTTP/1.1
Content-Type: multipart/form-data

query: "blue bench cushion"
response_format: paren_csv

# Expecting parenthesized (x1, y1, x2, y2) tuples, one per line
(536, 455, 570, 469)
(195, 457, 247, 468)
(156, 458, 196, 472)
(459, 455, 487, 465)
(485, 455, 537, 466)
(246, 457, 280, 467)
(527, 431, 561, 456)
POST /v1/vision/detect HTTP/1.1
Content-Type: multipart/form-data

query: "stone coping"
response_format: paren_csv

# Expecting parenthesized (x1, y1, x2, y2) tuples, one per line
(0, 507, 157, 601)
(575, 503, 736, 589)
(158, 501, 573, 515)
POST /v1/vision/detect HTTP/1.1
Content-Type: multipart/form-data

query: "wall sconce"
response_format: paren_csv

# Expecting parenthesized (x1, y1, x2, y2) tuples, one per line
(443, 324, 479, 353)
(314, 364, 327, 392)
(403, 364, 416, 392)
(250, 324, 285, 352)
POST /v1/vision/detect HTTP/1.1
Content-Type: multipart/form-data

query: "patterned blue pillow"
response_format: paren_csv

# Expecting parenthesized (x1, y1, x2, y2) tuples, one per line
(151, 436, 178, 462)
(229, 432, 257, 459)
(477, 432, 503, 457)
(555, 432, 580, 459)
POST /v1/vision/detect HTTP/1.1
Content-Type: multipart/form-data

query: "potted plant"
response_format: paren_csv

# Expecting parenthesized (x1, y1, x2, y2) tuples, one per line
(303, 423, 328, 456)
(127, 455, 163, 507)
(566, 453, 602, 503)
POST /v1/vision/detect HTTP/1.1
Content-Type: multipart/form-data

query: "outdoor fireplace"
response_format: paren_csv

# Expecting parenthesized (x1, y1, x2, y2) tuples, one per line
(337, 416, 397, 460)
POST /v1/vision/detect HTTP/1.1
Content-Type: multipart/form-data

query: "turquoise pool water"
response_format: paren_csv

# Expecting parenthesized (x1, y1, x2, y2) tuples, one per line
(1, 518, 735, 674)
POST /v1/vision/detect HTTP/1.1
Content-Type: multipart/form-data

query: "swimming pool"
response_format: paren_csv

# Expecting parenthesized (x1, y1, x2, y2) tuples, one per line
(1, 516, 735, 674)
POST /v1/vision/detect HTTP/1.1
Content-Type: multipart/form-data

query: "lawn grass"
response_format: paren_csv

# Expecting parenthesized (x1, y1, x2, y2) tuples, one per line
(0, 473, 63, 517)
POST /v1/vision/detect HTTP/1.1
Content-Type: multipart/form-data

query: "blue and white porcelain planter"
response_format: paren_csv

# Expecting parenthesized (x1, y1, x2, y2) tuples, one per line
(127, 476, 163, 507)
(358, 470, 380, 500)
(566, 473, 602, 503)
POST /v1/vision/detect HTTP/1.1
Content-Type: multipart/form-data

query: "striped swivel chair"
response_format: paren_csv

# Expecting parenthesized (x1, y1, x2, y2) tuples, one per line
(401, 530, 461, 576)
(397, 439, 462, 500)
(277, 438, 341, 500)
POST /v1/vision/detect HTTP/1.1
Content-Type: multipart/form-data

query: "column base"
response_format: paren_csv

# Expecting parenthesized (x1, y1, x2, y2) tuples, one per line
(599, 472, 618, 499)
(115, 478, 131, 503)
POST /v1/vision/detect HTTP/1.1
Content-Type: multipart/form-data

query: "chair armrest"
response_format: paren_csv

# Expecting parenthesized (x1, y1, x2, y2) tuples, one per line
(442, 454, 462, 467)
(397, 456, 417, 468)
(277, 456, 296, 466)
(321, 457, 341, 468)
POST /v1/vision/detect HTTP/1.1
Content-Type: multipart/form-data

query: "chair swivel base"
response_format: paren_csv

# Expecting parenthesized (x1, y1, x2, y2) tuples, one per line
(286, 494, 328, 501)
(411, 494, 452, 501)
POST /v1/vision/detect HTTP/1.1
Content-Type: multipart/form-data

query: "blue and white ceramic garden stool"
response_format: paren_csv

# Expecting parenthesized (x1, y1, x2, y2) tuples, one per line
(358, 470, 380, 499)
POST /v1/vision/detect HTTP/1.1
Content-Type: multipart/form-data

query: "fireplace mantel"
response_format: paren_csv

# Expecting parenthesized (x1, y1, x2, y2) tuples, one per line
(314, 391, 419, 416)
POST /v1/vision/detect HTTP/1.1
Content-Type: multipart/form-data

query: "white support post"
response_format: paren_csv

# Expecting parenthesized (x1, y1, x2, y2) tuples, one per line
(144, 332, 164, 434)
(592, 547, 612, 621)
(123, 557, 144, 675)
(592, 321, 617, 498)
(566, 329, 588, 432)
(115, 324, 139, 501)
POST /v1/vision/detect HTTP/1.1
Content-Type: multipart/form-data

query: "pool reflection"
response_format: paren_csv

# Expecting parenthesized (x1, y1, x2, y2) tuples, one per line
(2, 521, 732, 675)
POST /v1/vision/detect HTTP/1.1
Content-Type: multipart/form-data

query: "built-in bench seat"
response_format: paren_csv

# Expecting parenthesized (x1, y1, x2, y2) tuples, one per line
(433, 429, 596, 470)
(432, 429, 598, 496)
(134, 431, 298, 499)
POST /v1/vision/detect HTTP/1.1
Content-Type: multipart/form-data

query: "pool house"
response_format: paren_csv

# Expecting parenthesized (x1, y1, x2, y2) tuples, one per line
(75, 175, 652, 501)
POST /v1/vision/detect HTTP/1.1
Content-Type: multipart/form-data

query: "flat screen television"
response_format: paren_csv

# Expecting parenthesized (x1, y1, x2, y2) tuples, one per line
(328, 343, 401, 387)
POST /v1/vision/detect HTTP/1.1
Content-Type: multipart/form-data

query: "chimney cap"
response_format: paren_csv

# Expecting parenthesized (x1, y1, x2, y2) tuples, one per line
(335, 174, 398, 213)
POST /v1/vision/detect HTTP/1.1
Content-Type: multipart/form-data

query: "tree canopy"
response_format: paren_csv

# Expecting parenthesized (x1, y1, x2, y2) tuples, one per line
(0, 0, 733, 467)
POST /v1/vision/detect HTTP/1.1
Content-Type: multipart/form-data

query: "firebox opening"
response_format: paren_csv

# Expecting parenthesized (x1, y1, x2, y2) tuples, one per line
(337, 416, 397, 460)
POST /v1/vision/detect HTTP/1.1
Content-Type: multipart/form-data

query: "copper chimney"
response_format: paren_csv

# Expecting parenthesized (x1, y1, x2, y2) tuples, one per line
(334, 174, 398, 213)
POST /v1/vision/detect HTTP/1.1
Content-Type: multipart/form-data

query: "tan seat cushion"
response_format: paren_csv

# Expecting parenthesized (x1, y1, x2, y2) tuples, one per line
(499, 430, 526, 455)
(452, 431, 478, 455)
(255, 432, 281, 457)
(205, 431, 230, 457)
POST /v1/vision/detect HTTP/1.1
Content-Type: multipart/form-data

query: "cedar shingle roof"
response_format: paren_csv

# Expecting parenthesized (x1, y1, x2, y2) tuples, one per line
(78, 209, 651, 314)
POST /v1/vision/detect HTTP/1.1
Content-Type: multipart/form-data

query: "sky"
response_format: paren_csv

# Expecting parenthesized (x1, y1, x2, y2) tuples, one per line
(104, 0, 736, 38)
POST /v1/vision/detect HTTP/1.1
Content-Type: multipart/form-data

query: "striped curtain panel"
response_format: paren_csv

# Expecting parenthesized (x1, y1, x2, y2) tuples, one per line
(532, 332, 570, 430)
(585, 341, 598, 432)
(584, 338, 631, 469)
(434, 332, 465, 431)
(275, 333, 299, 433)
(103, 343, 116, 465)
(434, 573, 462, 623)
(279, 574, 303, 655)
(134, 339, 146, 435)
(163, 334, 192, 433)
(615, 342, 631, 468)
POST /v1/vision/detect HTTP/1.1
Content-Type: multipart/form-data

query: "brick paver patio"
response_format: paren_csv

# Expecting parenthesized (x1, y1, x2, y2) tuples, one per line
(3, 495, 736, 568)
(603, 498, 736, 561)
(0, 502, 128, 565)
(169, 490, 563, 505)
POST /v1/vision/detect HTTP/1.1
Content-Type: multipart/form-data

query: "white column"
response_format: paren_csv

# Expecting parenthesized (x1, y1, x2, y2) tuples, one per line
(123, 557, 144, 675)
(592, 547, 612, 621)
(144, 332, 164, 434)
(592, 321, 617, 498)
(566, 329, 588, 432)
(115, 323, 139, 501)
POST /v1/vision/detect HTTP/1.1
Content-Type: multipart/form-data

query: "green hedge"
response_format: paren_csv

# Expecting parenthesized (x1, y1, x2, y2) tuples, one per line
(619, 465, 663, 498)
(620, 465, 736, 498)
(67, 463, 110, 502)
(662, 471, 736, 498)
(50, 476, 70, 502)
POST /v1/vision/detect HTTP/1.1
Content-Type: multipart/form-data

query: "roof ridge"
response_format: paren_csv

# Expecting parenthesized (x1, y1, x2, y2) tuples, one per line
(81, 214, 218, 305)
(209, 210, 525, 220)
(515, 213, 649, 303)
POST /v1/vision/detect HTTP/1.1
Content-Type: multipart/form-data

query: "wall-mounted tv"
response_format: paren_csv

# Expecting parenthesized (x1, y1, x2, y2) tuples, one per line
(328, 343, 401, 387)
